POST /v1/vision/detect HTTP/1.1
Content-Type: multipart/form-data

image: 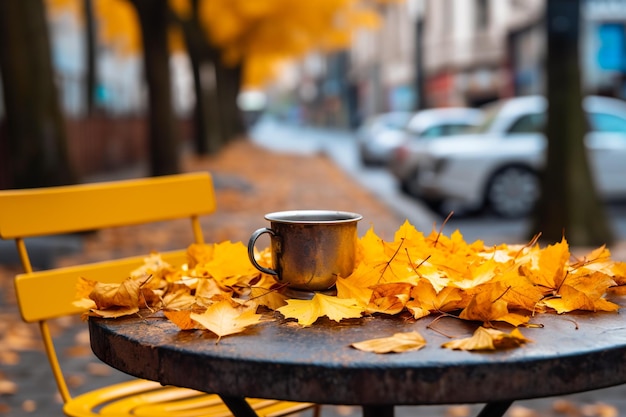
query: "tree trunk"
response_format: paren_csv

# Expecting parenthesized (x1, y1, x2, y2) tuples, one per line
(414, 14, 426, 110)
(83, 0, 97, 116)
(174, 2, 222, 155)
(530, 0, 614, 246)
(216, 62, 245, 142)
(0, 0, 78, 189)
(130, 0, 180, 176)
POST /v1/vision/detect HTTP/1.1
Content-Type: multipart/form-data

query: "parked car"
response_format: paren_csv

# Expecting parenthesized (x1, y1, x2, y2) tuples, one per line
(357, 108, 483, 166)
(356, 111, 414, 165)
(390, 95, 626, 218)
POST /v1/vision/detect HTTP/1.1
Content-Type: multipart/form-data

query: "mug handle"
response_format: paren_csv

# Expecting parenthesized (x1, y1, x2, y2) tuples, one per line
(247, 228, 278, 275)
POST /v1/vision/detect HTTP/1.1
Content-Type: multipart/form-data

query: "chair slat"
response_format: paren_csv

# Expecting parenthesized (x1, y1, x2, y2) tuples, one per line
(0, 172, 216, 238)
(15, 249, 189, 323)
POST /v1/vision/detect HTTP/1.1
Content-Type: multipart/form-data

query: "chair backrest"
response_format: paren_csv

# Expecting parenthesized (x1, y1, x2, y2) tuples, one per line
(0, 172, 216, 402)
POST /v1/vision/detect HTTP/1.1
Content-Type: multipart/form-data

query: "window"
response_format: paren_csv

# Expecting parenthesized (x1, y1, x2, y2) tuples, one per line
(444, 124, 474, 135)
(420, 126, 445, 138)
(507, 113, 545, 134)
(588, 112, 626, 133)
(476, 0, 489, 30)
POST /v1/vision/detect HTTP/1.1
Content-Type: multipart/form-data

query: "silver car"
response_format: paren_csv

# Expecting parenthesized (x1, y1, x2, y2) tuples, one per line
(392, 95, 626, 218)
(357, 108, 482, 166)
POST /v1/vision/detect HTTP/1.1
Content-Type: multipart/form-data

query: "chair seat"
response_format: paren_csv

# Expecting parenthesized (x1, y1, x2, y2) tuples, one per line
(63, 378, 315, 417)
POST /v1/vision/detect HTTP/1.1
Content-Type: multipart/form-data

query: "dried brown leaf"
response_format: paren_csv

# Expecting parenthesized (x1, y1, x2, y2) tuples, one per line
(351, 331, 426, 354)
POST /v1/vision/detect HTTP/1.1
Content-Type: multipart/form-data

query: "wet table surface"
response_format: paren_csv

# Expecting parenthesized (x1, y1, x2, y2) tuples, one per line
(89, 310, 626, 416)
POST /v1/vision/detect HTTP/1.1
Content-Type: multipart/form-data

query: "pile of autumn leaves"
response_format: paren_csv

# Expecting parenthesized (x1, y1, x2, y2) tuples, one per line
(74, 221, 626, 351)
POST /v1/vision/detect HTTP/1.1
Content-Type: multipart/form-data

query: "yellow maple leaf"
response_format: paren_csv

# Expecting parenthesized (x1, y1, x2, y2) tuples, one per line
(186, 243, 215, 269)
(351, 331, 426, 354)
(442, 326, 531, 351)
(335, 263, 379, 306)
(358, 227, 420, 285)
(190, 300, 264, 342)
(406, 280, 466, 319)
(448, 257, 501, 290)
(161, 288, 198, 311)
(491, 269, 544, 312)
(522, 238, 570, 293)
(72, 297, 96, 311)
(565, 270, 616, 300)
(90, 277, 140, 310)
(164, 310, 201, 330)
(277, 293, 363, 327)
(199, 241, 260, 287)
(90, 306, 140, 319)
(195, 276, 231, 306)
(542, 284, 620, 314)
(459, 285, 507, 322)
(356, 227, 388, 267)
(367, 282, 412, 315)
(417, 266, 450, 293)
(392, 220, 426, 246)
(249, 274, 288, 310)
(130, 252, 174, 288)
(75, 276, 97, 299)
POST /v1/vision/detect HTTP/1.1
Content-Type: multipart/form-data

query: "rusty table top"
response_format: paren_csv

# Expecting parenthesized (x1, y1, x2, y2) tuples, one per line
(89, 310, 626, 407)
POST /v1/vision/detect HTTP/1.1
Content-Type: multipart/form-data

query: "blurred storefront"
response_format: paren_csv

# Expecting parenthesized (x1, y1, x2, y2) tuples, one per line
(506, 0, 626, 100)
(273, 0, 626, 128)
(583, 0, 626, 98)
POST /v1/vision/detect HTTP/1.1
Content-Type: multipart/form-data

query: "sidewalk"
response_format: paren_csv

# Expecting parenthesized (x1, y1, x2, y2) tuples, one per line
(1, 130, 626, 417)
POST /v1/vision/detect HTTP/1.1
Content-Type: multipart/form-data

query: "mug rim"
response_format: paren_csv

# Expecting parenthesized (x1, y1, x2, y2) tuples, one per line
(264, 210, 363, 224)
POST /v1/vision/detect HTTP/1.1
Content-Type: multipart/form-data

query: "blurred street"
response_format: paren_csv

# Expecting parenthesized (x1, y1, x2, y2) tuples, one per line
(252, 116, 626, 252)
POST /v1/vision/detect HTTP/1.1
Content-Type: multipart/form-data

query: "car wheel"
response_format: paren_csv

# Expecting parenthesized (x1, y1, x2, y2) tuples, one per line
(400, 170, 421, 198)
(485, 166, 540, 218)
(420, 197, 444, 214)
(359, 151, 371, 166)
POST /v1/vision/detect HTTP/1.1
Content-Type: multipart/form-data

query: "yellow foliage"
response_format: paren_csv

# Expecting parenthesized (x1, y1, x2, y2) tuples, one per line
(190, 300, 265, 342)
(94, 0, 142, 55)
(47, 0, 388, 86)
(277, 293, 363, 327)
(197, 0, 381, 86)
(45, 0, 80, 17)
(169, 0, 192, 19)
(76, 221, 626, 346)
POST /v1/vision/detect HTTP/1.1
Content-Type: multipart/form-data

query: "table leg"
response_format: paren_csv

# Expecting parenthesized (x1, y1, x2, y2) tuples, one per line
(475, 401, 513, 417)
(363, 405, 394, 417)
(218, 395, 259, 417)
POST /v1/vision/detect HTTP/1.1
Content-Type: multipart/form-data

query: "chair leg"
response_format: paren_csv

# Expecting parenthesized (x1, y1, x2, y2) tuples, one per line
(218, 395, 259, 417)
(363, 405, 393, 417)
(475, 401, 513, 417)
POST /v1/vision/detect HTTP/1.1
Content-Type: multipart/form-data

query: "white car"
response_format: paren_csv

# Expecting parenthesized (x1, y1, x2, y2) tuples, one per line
(357, 108, 482, 166)
(357, 111, 414, 165)
(392, 95, 626, 218)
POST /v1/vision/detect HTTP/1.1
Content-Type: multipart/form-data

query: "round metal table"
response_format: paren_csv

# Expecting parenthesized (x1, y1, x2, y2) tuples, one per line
(89, 311, 626, 417)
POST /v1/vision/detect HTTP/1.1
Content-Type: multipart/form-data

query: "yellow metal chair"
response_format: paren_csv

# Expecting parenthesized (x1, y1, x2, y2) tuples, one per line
(0, 172, 317, 417)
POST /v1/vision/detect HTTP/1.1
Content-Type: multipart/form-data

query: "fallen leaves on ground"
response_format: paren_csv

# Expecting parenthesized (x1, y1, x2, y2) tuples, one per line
(75, 220, 626, 350)
(0, 314, 41, 365)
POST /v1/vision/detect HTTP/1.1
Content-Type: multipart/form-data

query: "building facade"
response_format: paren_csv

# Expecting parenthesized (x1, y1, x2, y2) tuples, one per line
(276, 0, 626, 128)
(351, 0, 626, 118)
